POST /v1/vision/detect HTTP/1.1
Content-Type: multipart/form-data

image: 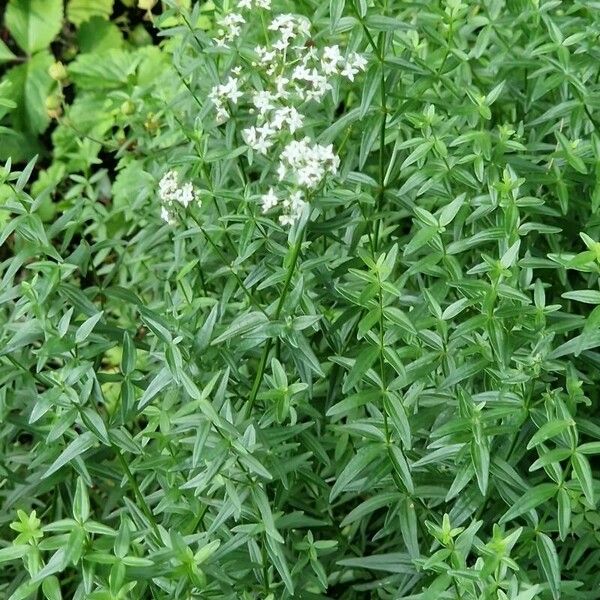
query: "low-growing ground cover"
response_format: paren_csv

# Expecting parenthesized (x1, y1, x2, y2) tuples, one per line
(2, 0, 600, 598)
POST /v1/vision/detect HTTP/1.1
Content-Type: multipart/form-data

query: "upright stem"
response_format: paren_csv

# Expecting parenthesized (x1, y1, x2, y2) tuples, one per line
(375, 31, 387, 251)
(244, 224, 305, 418)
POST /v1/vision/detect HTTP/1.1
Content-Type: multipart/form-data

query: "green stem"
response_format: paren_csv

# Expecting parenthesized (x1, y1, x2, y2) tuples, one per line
(189, 212, 268, 317)
(244, 225, 306, 417)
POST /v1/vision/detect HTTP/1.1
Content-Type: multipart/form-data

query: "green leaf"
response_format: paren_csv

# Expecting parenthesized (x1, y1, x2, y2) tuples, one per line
(42, 576, 62, 600)
(577, 441, 600, 455)
(389, 444, 414, 494)
(0, 545, 29, 563)
(138, 367, 172, 409)
(383, 391, 411, 449)
(211, 311, 268, 345)
(330, 445, 382, 502)
(5, 0, 63, 54)
(42, 432, 96, 479)
(77, 17, 123, 53)
(557, 487, 571, 542)
(67, 0, 114, 25)
(252, 486, 284, 543)
(337, 552, 414, 574)
(439, 193, 465, 227)
(527, 419, 572, 449)
(571, 452, 594, 505)
(471, 438, 489, 495)
(73, 477, 90, 523)
(5, 51, 53, 134)
(536, 533, 560, 600)
(0, 39, 17, 64)
(121, 331, 136, 375)
(561, 290, 600, 304)
(75, 311, 104, 343)
(342, 345, 379, 392)
(499, 483, 558, 524)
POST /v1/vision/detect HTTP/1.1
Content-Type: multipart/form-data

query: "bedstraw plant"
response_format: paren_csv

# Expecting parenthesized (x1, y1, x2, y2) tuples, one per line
(2, 0, 600, 598)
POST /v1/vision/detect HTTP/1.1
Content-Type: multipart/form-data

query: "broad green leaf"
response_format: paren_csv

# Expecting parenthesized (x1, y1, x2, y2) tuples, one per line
(5, 51, 53, 134)
(77, 17, 123, 53)
(67, 0, 114, 25)
(0, 39, 17, 64)
(5, 0, 63, 54)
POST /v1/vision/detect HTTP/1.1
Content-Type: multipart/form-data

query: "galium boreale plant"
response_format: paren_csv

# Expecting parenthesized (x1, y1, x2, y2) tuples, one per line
(3, 0, 600, 599)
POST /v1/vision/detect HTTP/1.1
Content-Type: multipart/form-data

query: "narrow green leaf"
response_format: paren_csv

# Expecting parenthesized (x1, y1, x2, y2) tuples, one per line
(42, 432, 96, 479)
(499, 483, 557, 524)
(536, 533, 560, 600)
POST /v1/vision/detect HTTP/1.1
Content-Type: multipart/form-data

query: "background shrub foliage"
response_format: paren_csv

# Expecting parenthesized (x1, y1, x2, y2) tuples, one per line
(2, 0, 600, 598)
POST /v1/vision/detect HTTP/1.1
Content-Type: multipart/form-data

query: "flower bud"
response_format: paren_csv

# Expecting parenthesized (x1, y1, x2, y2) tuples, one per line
(45, 94, 62, 119)
(48, 61, 67, 82)
(144, 113, 160, 133)
(120, 100, 136, 116)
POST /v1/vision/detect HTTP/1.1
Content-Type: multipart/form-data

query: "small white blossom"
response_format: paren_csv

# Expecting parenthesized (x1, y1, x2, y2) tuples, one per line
(253, 90, 276, 115)
(161, 206, 173, 224)
(261, 188, 279, 212)
(340, 52, 368, 81)
(216, 13, 245, 46)
(279, 191, 307, 225)
(158, 171, 198, 222)
(243, 126, 275, 155)
(272, 106, 303, 133)
(279, 138, 339, 188)
(321, 45, 343, 75)
(209, 76, 243, 123)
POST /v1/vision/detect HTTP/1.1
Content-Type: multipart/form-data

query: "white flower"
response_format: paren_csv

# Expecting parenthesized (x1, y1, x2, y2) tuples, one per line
(269, 14, 297, 32)
(253, 90, 275, 115)
(261, 188, 279, 212)
(340, 52, 368, 81)
(216, 12, 245, 45)
(158, 171, 198, 221)
(178, 182, 195, 208)
(279, 138, 339, 188)
(321, 45, 343, 75)
(274, 76, 290, 98)
(209, 76, 243, 122)
(242, 126, 275, 155)
(221, 76, 243, 104)
(272, 106, 303, 133)
(161, 206, 173, 224)
(279, 190, 307, 225)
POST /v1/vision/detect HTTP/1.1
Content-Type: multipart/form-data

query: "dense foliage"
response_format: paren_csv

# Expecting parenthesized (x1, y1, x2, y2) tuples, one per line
(2, 0, 600, 598)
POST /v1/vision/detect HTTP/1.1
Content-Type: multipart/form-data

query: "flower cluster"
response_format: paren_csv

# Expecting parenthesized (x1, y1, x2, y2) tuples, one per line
(206, 1, 368, 226)
(215, 13, 246, 47)
(278, 138, 340, 188)
(158, 171, 198, 224)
